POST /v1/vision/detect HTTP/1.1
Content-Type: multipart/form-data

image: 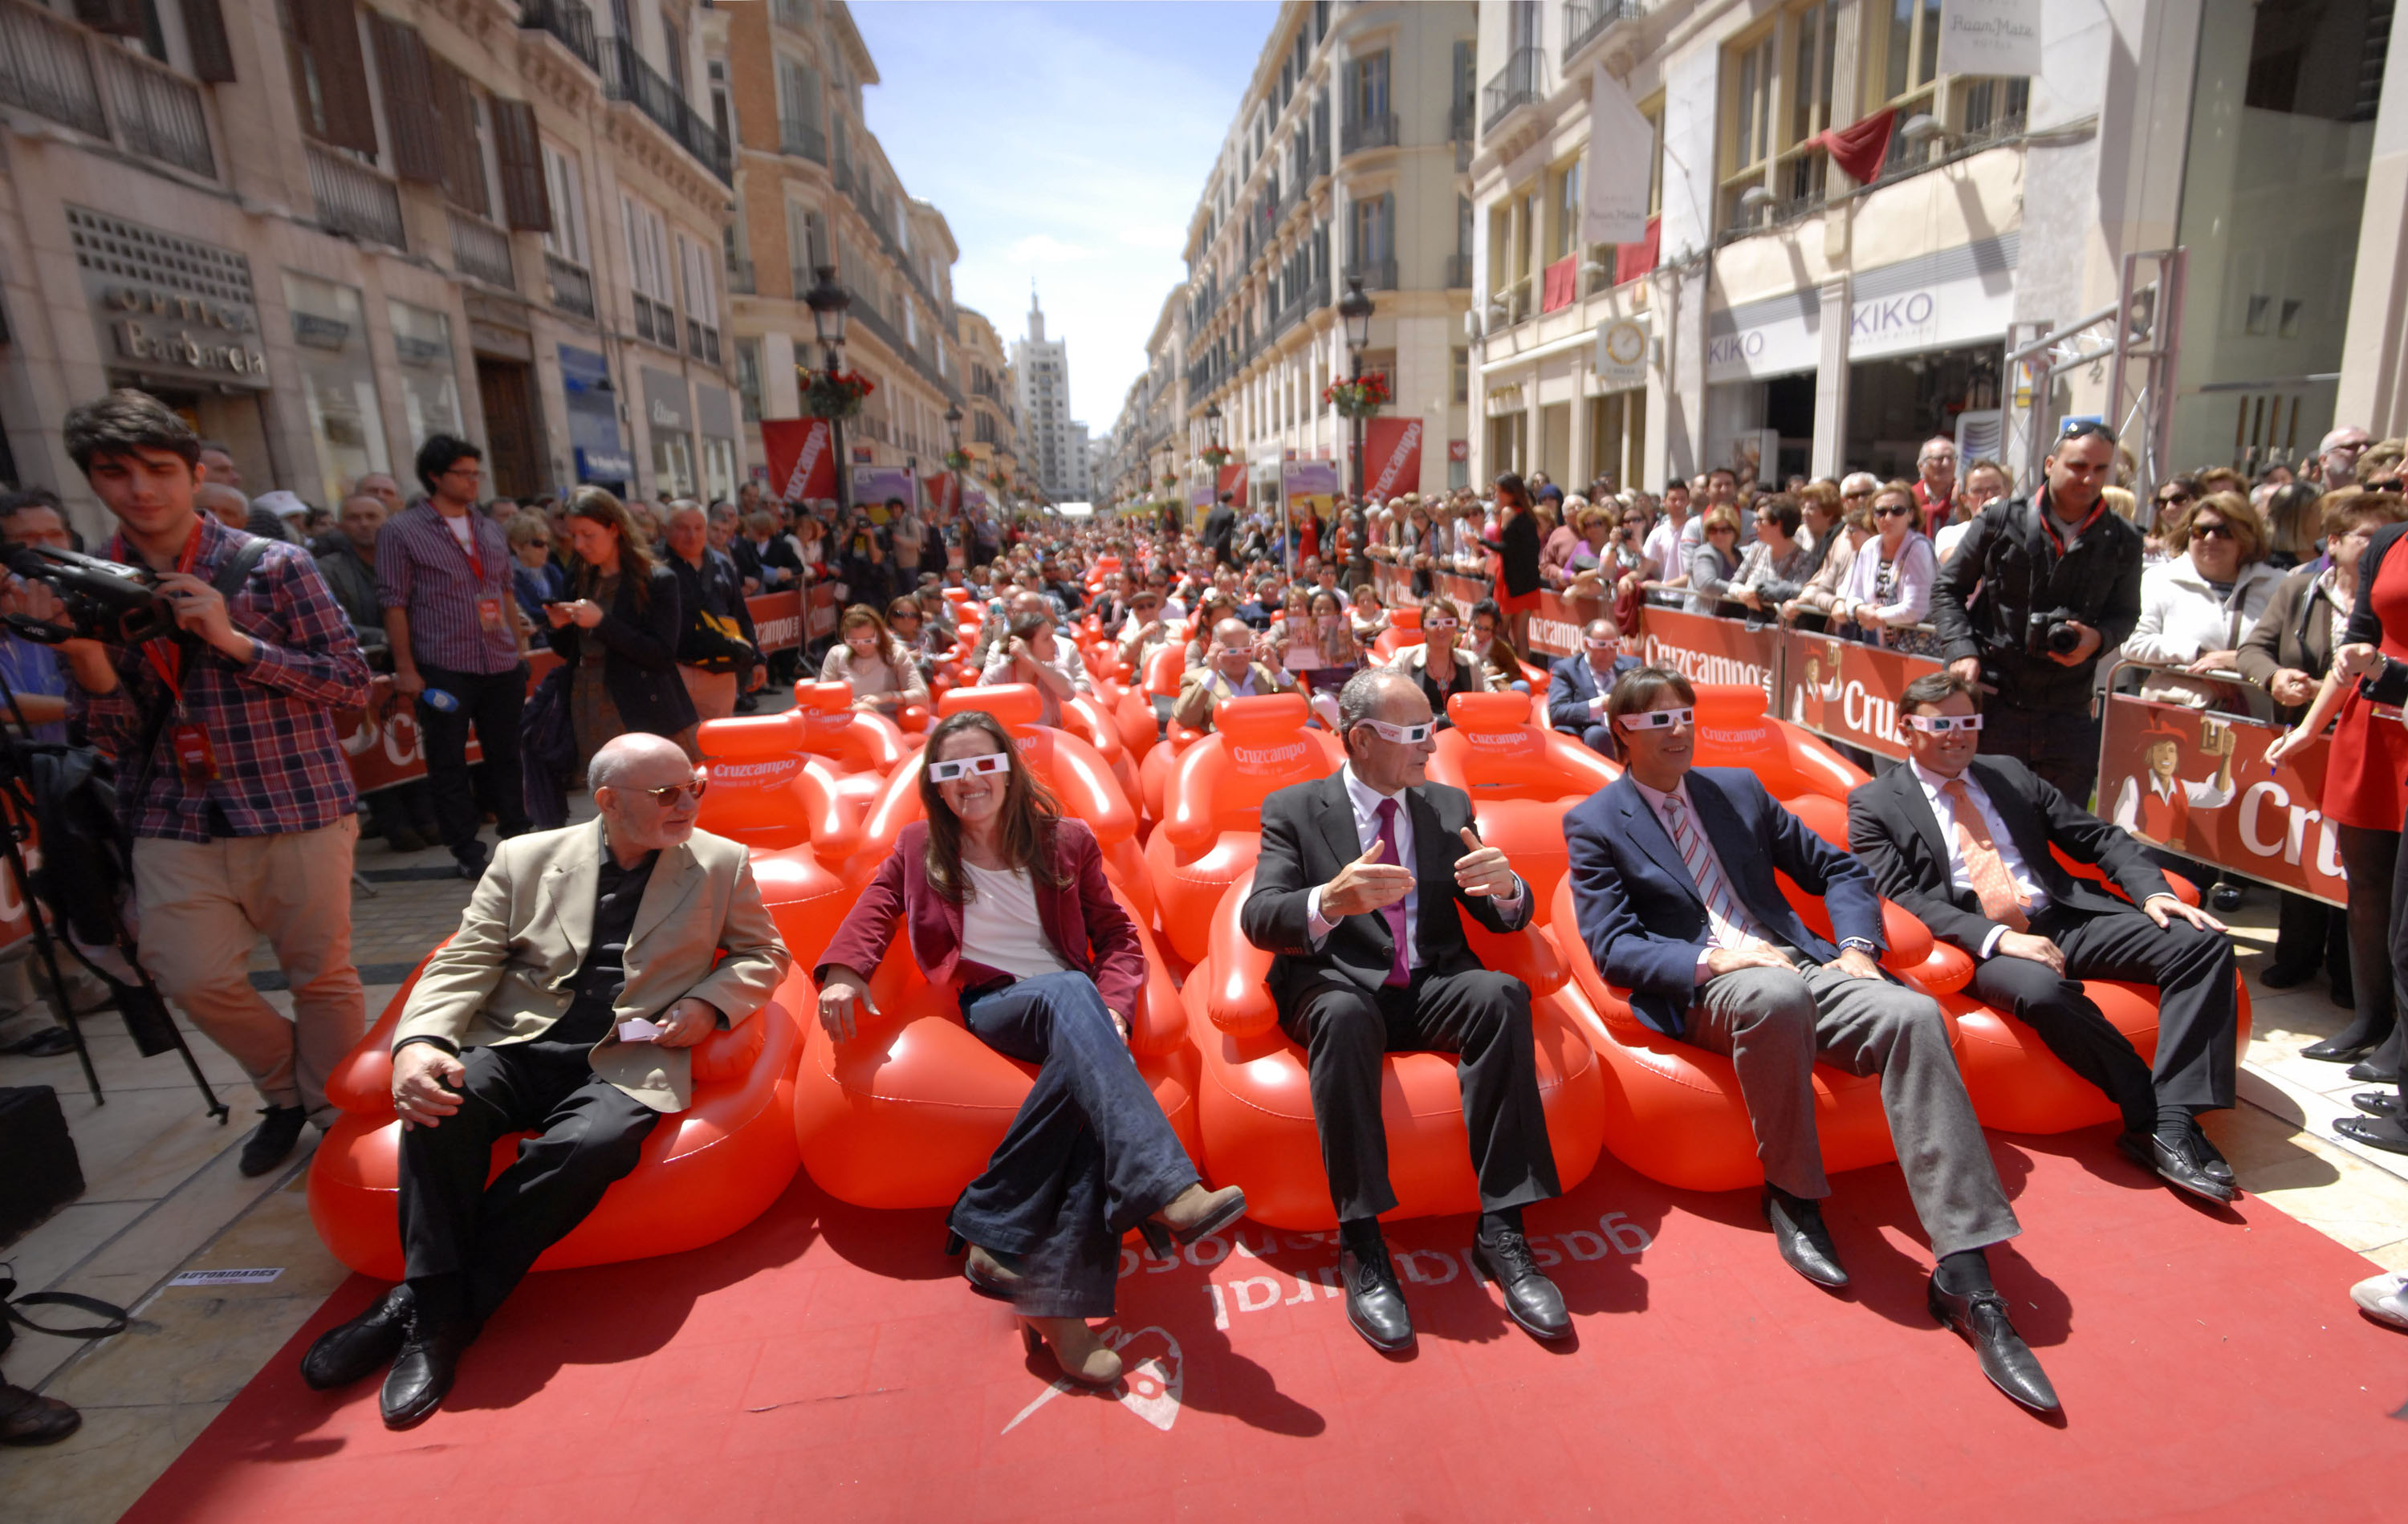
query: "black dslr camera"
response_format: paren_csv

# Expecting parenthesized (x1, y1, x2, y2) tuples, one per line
(3, 543, 175, 648)
(2025, 606, 2086, 659)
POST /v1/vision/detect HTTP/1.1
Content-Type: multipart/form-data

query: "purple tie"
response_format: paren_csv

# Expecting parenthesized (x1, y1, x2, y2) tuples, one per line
(1375, 798, 1410, 986)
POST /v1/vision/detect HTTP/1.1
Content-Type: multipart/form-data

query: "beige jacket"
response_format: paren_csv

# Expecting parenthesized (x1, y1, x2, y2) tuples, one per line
(1172, 661, 1294, 729)
(393, 819, 791, 1112)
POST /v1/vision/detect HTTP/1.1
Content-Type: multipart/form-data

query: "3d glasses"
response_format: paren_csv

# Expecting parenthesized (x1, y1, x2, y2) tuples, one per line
(925, 751, 1011, 782)
(1904, 713, 1984, 734)
(1358, 718, 1435, 744)
(1615, 707, 1694, 731)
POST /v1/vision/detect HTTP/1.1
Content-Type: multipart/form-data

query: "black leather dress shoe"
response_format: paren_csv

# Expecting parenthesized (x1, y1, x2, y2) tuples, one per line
(1339, 1239, 1414, 1353)
(1762, 1190, 1849, 1289)
(1928, 1277, 2060, 1414)
(2116, 1128, 2235, 1203)
(1472, 1228, 1571, 1342)
(2211, 883, 2244, 912)
(2352, 1091, 2402, 1120)
(238, 1105, 307, 1178)
(380, 1316, 477, 1430)
(2334, 1114, 2408, 1156)
(301, 1284, 413, 1390)
(2258, 960, 2316, 990)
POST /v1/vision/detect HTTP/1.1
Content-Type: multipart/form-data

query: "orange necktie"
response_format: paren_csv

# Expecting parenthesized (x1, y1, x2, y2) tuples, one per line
(1942, 779, 2028, 931)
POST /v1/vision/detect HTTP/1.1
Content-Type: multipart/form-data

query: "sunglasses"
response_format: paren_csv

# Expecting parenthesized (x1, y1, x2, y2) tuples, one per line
(1617, 706, 1694, 731)
(925, 751, 1011, 782)
(1358, 718, 1434, 743)
(1842, 488, 1874, 498)
(639, 778, 709, 805)
(1905, 713, 1983, 734)
(1873, 506, 1914, 519)
(2156, 490, 2194, 506)
(2190, 521, 2235, 540)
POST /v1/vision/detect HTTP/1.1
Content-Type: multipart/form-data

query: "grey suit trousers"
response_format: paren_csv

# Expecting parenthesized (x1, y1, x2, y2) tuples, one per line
(1688, 963, 2020, 1259)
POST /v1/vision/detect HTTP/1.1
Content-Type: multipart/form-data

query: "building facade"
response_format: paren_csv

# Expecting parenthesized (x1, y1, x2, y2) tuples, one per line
(719, 0, 964, 502)
(1169, 0, 1477, 509)
(1102, 285, 1189, 509)
(954, 304, 1022, 506)
(1466, 0, 2405, 496)
(0, 0, 741, 534)
(1012, 291, 1084, 502)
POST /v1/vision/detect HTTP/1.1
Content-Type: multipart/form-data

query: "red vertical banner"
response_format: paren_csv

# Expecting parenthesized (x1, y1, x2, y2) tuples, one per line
(1363, 418, 1424, 499)
(1541, 254, 1579, 313)
(761, 419, 836, 503)
(1214, 463, 1246, 500)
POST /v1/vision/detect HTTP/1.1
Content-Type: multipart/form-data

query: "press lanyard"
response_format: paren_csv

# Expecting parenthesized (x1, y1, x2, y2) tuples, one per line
(114, 523, 204, 704)
(441, 510, 486, 584)
(2039, 489, 2107, 556)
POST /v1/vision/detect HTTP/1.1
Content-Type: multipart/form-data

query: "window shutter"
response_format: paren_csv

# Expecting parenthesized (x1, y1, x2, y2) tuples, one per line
(290, 0, 376, 152)
(1340, 59, 1359, 127)
(180, 0, 234, 82)
(74, 0, 145, 39)
(369, 13, 440, 181)
(430, 59, 491, 217)
(491, 99, 551, 231)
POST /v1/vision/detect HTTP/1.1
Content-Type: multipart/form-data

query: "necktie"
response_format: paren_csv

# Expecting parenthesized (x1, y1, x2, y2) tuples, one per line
(1942, 779, 2030, 931)
(1374, 798, 1410, 986)
(1661, 796, 1771, 953)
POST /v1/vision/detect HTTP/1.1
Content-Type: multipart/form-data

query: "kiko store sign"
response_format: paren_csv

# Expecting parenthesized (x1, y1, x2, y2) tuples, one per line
(1705, 237, 2021, 383)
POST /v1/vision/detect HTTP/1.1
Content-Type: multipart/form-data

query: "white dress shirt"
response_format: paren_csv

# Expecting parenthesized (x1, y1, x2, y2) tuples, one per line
(1304, 764, 1523, 963)
(1908, 759, 2049, 957)
(1631, 773, 1876, 981)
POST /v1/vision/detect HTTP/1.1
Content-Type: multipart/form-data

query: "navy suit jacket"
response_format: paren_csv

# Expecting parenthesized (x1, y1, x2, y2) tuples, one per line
(1564, 768, 1887, 1036)
(1544, 651, 1641, 733)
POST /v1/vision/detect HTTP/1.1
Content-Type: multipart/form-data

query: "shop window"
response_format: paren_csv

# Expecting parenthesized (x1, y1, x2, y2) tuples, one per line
(387, 299, 463, 453)
(653, 430, 696, 498)
(702, 436, 736, 502)
(282, 271, 390, 509)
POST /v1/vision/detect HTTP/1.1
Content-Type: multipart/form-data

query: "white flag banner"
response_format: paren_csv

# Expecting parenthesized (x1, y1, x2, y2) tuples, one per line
(1583, 66, 1654, 246)
(1935, 0, 2043, 79)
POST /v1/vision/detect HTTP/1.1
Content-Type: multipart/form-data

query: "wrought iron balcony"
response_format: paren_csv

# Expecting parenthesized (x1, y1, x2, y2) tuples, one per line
(307, 144, 405, 248)
(1340, 112, 1397, 156)
(0, 0, 214, 179)
(1563, 0, 1641, 66)
(632, 291, 673, 347)
(600, 35, 730, 185)
(1442, 252, 1472, 289)
(1482, 47, 1544, 136)
(780, 114, 827, 164)
(519, 0, 598, 71)
(727, 257, 755, 295)
(546, 253, 595, 318)
(450, 213, 515, 291)
(1348, 258, 1398, 294)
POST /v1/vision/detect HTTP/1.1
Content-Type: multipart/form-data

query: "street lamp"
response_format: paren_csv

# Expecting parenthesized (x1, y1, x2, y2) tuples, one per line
(1338, 275, 1375, 500)
(803, 264, 853, 515)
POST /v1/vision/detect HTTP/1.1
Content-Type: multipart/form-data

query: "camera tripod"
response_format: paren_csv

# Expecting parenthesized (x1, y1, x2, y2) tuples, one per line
(0, 662, 226, 1122)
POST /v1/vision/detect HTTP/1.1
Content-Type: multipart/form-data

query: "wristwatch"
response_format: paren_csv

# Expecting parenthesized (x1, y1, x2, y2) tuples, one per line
(1838, 937, 1879, 955)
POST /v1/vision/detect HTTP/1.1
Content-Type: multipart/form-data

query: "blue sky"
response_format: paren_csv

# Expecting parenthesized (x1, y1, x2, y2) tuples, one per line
(850, 1, 1279, 430)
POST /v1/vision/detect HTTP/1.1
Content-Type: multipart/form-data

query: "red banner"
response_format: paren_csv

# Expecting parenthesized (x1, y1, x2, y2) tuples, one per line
(1215, 464, 1246, 502)
(1615, 214, 1662, 286)
(1633, 607, 1777, 697)
(761, 419, 836, 503)
(2098, 695, 2341, 906)
(1525, 590, 1606, 659)
(1819, 108, 1897, 185)
(1363, 418, 1424, 500)
(1541, 254, 1579, 314)
(1777, 628, 1946, 760)
(806, 581, 839, 640)
(746, 590, 802, 654)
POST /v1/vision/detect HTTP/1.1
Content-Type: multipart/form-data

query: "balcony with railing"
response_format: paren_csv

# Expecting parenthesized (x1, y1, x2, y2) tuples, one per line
(686, 319, 719, 365)
(1442, 252, 1472, 288)
(841, 284, 962, 404)
(1348, 257, 1398, 294)
(770, 0, 809, 30)
(450, 213, 515, 290)
(1340, 112, 1397, 156)
(1488, 274, 1532, 328)
(727, 257, 755, 295)
(1450, 100, 1474, 170)
(307, 144, 405, 248)
(0, 0, 215, 179)
(546, 253, 595, 317)
(1482, 47, 1544, 135)
(1563, 0, 1641, 66)
(779, 114, 827, 164)
(632, 291, 674, 347)
(519, 0, 598, 71)
(600, 35, 730, 185)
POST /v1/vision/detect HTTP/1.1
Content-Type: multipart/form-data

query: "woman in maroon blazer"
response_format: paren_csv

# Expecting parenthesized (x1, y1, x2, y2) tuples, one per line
(817, 710, 1244, 1388)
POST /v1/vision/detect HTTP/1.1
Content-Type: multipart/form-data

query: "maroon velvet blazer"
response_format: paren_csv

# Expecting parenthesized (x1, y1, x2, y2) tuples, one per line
(817, 817, 1147, 1018)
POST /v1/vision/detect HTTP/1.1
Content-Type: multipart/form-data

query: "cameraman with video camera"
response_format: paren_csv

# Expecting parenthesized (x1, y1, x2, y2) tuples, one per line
(3, 391, 373, 1177)
(1929, 421, 2144, 800)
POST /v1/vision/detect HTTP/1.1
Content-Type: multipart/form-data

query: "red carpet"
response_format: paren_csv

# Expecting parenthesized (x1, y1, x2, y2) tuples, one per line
(128, 1128, 2405, 1523)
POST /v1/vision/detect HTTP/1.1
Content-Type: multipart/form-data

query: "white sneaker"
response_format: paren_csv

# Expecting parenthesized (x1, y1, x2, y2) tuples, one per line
(2349, 1271, 2408, 1330)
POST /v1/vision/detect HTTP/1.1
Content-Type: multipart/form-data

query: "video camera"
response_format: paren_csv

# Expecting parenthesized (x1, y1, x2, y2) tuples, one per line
(2, 543, 175, 648)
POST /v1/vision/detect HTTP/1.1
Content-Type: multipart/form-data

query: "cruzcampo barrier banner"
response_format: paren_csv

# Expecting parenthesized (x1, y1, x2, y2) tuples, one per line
(2097, 693, 2342, 907)
(1777, 628, 1947, 760)
(1633, 607, 1778, 697)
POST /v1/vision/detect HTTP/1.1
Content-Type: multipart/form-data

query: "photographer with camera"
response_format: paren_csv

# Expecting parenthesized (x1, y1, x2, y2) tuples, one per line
(3, 390, 373, 1176)
(1930, 421, 2144, 799)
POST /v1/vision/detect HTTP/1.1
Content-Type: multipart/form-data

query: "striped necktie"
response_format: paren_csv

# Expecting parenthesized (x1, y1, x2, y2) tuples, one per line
(1660, 795, 1773, 953)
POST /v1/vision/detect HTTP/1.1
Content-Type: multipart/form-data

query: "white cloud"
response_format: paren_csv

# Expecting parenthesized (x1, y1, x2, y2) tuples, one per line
(1007, 234, 1096, 265)
(1117, 226, 1189, 251)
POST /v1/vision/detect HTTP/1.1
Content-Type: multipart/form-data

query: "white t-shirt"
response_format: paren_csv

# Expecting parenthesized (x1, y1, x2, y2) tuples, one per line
(441, 510, 476, 555)
(960, 862, 1071, 982)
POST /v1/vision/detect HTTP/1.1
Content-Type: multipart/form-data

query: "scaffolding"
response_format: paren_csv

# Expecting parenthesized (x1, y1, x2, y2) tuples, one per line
(2000, 248, 2187, 500)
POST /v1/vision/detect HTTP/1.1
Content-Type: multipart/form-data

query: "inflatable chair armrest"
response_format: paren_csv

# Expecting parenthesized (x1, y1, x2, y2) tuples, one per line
(1466, 920, 1567, 995)
(1877, 898, 1934, 971)
(828, 940, 917, 1053)
(794, 760, 864, 862)
(1914, 940, 1976, 994)
(1122, 915, 1187, 1056)
(2051, 847, 2199, 906)
(1202, 872, 1281, 1035)
(689, 1006, 770, 1083)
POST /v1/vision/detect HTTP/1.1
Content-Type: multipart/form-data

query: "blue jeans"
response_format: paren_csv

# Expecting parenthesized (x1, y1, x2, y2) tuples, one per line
(948, 972, 1198, 1318)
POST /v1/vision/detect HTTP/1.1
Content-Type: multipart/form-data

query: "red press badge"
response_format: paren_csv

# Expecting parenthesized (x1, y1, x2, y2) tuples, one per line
(477, 596, 506, 632)
(169, 721, 219, 785)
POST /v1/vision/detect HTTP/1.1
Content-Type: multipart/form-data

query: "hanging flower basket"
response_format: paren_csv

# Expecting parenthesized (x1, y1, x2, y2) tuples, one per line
(802, 368, 876, 420)
(945, 449, 972, 473)
(1324, 371, 1390, 421)
(1199, 445, 1231, 468)
(1158, 474, 1178, 489)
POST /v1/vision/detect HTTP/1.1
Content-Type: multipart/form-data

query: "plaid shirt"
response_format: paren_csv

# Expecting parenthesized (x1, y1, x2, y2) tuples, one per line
(375, 501, 522, 674)
(76, 515, 373, 842)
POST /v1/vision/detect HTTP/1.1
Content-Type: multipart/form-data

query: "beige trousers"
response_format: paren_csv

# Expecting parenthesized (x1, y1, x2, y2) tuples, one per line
(131, 815, 365, 1122)
(678, 665, 738, 722)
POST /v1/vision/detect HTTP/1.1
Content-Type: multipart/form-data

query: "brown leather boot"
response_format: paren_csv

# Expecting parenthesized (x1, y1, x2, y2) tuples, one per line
(1021, 1319, 1122, 1388)
(0, 1383, 80, 1445)
(1153, 1183, 1247, 1245)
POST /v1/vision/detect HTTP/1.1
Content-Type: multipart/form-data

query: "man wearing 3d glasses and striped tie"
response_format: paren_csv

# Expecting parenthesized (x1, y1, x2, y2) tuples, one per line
(1241, 667, 1568, 1355)
(1564, 666, 2061, 1415)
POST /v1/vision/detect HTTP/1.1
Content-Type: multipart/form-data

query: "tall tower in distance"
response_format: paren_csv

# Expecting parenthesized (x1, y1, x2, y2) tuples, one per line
(1011, 287, 1088, 501)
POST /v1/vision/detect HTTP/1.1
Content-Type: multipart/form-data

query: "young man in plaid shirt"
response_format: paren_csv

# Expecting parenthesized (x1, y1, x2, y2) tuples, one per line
(8, 391, 374, 1176)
